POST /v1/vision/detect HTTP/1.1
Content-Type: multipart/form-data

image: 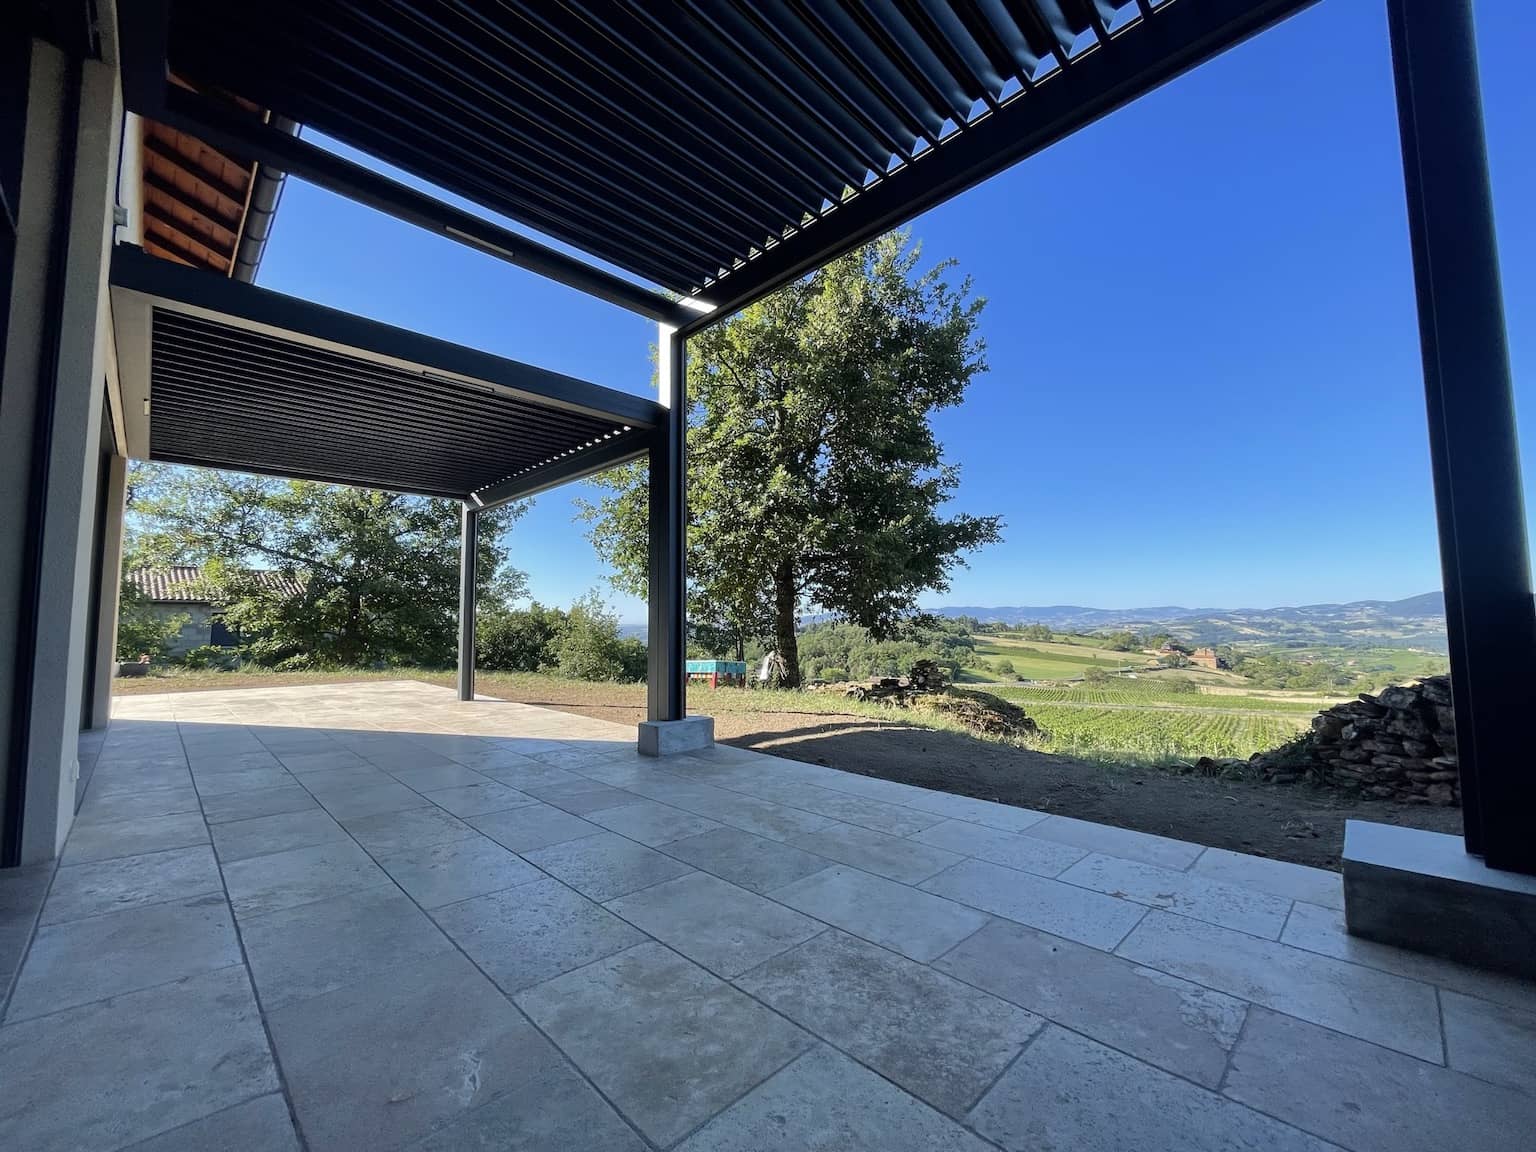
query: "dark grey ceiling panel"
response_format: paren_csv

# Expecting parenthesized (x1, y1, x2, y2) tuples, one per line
(143, 0, 1315, 316)
(147, 309, 645, 499)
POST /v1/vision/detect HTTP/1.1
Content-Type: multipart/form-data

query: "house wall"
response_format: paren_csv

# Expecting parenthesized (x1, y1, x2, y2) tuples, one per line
(0, 21, 125, 865)
(163, 605, 215, 656)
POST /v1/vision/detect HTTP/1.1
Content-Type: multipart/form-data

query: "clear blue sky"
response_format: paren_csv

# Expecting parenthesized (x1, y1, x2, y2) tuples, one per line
(256, 0, 1533, 625)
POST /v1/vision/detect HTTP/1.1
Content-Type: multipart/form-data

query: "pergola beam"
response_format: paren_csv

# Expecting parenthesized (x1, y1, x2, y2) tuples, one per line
(110, 245, 662, 431)
(151, 98, 696, 327)
(473, 432, 649, 511)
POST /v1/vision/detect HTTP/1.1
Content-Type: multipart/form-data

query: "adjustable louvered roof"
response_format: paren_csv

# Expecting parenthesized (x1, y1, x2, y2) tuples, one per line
(124, 0, 1316, 328)
(110, 246, 659, 502)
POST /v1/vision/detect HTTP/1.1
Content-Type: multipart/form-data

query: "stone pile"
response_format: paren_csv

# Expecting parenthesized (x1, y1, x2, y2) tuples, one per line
(1255, 676, 1458, 805)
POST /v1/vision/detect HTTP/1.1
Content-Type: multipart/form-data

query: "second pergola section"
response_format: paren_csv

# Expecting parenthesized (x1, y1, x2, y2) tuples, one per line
(109, 244, 674, 710)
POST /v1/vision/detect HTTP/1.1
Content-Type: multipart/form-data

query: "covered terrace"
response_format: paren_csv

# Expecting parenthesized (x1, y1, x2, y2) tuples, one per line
(3, 1, 1535, 1150)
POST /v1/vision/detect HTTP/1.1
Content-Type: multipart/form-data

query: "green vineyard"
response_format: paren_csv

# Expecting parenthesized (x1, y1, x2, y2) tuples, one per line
(1019, 703, 1310, 761)
(991, 683, 1329, 713)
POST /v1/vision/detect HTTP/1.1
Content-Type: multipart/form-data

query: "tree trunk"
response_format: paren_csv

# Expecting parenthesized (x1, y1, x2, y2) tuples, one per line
(773, 559, 800, 688)
(342, 592, 363, 664)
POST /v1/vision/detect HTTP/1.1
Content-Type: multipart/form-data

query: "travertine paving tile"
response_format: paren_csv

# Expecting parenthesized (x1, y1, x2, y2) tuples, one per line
(62, 811, 209, 864)
(1281, 900, 1536, 1013)
(790, 821, 961, 884)
(660, 826, 830, 893)
(0, 965, 277, 1152)
(970, 1024, 1331, 1152)
(1191, 846, 1344, 909)
(7, 894, 240, 1022)
(222, 838, 386, 919)
(1057, 852, 1293, 938)
(1116, 909, 1443, 1061)
(1022, 814, 1203, 870)
(1441, 989, 1536, 1094)
(935, 917, 1246, 1087)
(432, 876, 644, 993)
(468, 802, 600, 853)
(738, 928, 1042, 1114)
(43, 845, 222, 925)
(211, 808, 347, 864)
(338, 805, 477, 853)
(922, 858, 1147, 950)
(123, 1094, 300, 1152)
(376, 834, 542, 908)
(1225, 1006, 1536, 1152)
(267, 951, 561, 1151)
(910, 818, 1086, 877)
(771, 865, 986, 962)
(584, 798, 723, 846)
(606, 871, 821, 977)
(523, 831, 692, 902)
(240, 884, 455, 1010)
(199, 783, 318, 825)
(676, 1045, 995, 1151)
(516, 942, 813, 1147)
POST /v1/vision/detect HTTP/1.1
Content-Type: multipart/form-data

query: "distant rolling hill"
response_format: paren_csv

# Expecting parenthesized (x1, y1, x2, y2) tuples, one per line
(932, 593, 1447, 651)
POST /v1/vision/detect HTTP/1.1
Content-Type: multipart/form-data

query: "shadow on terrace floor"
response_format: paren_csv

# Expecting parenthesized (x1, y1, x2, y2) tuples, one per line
(724, 720, 1463, 872)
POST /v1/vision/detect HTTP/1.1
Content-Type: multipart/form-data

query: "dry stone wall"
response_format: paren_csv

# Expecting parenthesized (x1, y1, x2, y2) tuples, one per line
(1255, 676, 1459, 805)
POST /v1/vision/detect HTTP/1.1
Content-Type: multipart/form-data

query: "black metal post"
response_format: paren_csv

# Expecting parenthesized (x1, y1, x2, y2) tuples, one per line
(647, 326, 686, 722)
(457, 503, 477, 702)
(1388, 0, 1536, 873)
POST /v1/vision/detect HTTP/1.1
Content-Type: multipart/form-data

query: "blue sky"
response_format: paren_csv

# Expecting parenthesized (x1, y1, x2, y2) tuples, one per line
(256, 0, 1533, 624)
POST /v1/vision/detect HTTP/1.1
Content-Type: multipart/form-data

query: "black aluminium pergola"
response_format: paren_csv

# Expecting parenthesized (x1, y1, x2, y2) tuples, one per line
(112, 0, 1534, 874)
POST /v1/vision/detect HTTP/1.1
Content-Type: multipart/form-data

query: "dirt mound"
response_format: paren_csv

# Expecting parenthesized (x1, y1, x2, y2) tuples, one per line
(909, 688, 1039, 739)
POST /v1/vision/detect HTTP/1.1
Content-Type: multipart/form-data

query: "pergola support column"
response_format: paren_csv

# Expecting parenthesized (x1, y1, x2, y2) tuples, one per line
(1387, 0, 1536, 874)
(457, 503, 477, 702)
(647, 324, 687, 724)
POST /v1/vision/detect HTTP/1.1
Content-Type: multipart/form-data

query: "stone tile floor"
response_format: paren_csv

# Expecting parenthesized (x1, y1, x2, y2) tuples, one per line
(1, 680, 1533, 1151)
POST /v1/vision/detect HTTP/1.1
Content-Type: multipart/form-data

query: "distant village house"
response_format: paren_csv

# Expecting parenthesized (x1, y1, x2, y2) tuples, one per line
(127, 566, 302, 655)
(1189, 646, 1227, 671)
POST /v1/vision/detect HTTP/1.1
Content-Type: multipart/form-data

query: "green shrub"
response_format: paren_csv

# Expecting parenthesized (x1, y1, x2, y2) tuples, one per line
(478, 602, 566, 672)
(179, 645, 239, 670)
(820, 666, 848, 683)
(115, 581, 187, 661)
(554, 593, 643, 682)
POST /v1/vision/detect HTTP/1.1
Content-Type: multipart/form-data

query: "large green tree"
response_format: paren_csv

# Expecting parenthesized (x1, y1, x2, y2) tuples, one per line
(580, 230, 1002, 685)
(127, 464, 526, 667)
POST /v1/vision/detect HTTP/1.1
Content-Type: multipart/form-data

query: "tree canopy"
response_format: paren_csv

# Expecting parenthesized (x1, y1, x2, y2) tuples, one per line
(580, 230, 1002, 684)
(126, 464, 526, 668)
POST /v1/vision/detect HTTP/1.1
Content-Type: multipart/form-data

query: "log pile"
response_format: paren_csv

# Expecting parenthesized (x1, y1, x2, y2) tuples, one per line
(1253, 676, 1458, 805)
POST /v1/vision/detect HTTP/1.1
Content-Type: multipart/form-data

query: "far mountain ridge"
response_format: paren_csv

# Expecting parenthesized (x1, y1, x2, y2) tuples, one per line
(928, 592, 1447, 650)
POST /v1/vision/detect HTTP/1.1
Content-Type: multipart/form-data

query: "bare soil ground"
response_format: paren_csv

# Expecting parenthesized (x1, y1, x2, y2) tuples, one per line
(118, 671, 1461, 870)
